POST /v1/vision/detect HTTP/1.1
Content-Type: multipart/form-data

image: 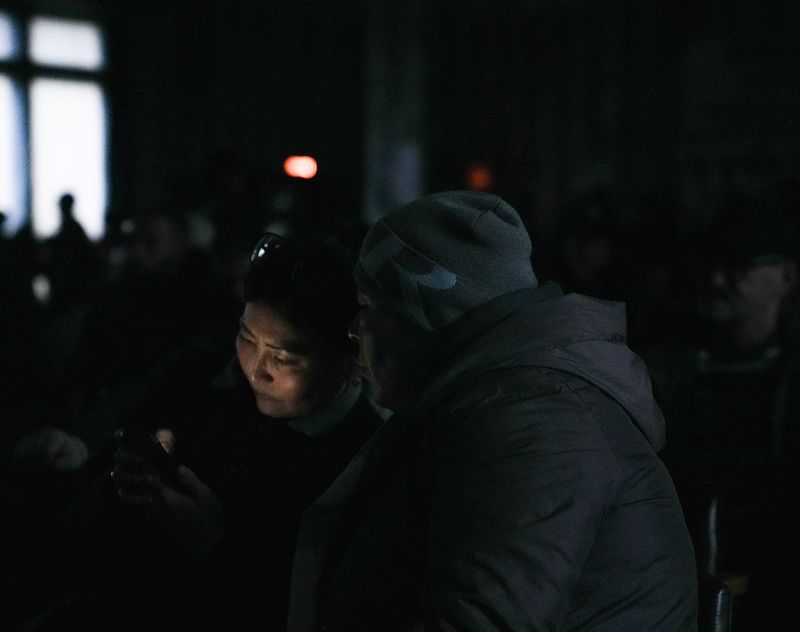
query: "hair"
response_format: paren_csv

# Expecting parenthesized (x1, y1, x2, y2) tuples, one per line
(243, 237, 358, 355)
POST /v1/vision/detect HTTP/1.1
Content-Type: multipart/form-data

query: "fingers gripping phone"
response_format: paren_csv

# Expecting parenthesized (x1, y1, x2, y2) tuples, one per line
(118, 428, 182, 487)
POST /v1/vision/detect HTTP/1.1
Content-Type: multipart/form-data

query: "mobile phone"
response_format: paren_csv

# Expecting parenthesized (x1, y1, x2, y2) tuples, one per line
(119, 428, 181, 487)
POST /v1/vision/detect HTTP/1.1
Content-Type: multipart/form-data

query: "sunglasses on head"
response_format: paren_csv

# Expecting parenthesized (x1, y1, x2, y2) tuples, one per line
(249, 232, 292, 263)
(248, 232, 312, 289)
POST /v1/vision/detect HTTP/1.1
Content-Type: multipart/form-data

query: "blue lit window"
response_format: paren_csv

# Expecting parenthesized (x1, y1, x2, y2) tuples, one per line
(0, 11, 19, 59)
(0, 12, 108, 239)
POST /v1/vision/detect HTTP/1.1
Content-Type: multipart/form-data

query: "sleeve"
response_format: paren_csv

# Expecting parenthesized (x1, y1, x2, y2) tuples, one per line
(420, 371, 622, 631)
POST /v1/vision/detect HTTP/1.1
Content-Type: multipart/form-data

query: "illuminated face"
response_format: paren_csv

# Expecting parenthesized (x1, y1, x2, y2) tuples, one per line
(350, 290, 431, 411)
(236, 302, 349, 418)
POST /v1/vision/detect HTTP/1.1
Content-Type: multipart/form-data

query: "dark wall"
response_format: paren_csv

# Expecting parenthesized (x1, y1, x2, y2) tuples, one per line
(106, 0, 363, 219)
(5, 0, 799, 228)
(426, 0, 800, 230)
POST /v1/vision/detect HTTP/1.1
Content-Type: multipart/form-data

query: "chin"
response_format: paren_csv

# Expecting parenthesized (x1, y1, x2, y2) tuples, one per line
(255, 397, 288, 419)
(257, 396, 316, 419)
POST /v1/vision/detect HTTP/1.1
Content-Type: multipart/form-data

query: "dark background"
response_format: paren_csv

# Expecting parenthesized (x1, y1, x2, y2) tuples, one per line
(5, 0, 799, 233)
(1, 3, 799, 628)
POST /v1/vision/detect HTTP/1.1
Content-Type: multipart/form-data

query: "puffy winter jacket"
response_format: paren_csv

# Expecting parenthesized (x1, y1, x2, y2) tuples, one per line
(289, 284, 698, 631)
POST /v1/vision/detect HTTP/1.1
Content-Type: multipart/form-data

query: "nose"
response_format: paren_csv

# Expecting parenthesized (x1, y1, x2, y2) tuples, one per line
(248, 350, 273, 384)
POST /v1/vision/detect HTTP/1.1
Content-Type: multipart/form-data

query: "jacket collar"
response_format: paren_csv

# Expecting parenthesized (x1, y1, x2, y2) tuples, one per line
(432, 282, 563, 369)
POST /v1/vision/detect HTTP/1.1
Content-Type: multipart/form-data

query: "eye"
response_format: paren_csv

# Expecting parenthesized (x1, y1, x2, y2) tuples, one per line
(236, 330, 255, 345)
(272, 354, 299, 368)
(356, 302, 373, 319)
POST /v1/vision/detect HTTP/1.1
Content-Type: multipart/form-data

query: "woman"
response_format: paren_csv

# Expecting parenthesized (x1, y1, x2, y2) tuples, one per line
(79, 233, 381, 631)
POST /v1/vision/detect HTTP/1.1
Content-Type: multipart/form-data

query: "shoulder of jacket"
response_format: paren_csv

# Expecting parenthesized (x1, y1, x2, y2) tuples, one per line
(437, 366, 567, 417)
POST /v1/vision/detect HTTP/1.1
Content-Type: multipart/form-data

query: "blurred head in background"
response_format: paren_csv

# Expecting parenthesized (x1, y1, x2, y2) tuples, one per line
(695, 192, 798, 350)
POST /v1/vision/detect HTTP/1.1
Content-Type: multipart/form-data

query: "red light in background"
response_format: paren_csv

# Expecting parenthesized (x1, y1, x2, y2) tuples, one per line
(284, 155, 318, 179)
(466, 163, 494, 191)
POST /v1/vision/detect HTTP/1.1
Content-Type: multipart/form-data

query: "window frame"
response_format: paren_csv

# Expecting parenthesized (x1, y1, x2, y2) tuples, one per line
(0, 5, 112, 239)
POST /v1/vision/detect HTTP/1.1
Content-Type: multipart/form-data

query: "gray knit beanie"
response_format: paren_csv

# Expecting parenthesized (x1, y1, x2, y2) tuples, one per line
(354, 191, 538, 332)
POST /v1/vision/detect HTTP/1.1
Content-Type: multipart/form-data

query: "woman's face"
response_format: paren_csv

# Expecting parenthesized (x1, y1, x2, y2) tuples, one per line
(236, 302, 349, 418)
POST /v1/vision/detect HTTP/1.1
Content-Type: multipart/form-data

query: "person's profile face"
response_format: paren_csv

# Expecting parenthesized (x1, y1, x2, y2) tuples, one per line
(697, 258, 794, 325)
(236, 302, 347, 418)
(351, 290, 429, 411)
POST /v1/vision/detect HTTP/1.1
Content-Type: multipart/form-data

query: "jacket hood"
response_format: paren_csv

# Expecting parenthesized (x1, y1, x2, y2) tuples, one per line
(421, 284, 666, 450)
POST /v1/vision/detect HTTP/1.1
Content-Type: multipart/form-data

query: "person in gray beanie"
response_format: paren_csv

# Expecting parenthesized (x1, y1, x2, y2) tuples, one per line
(353, 191, 537, 332)
(288, 191, 698, 631)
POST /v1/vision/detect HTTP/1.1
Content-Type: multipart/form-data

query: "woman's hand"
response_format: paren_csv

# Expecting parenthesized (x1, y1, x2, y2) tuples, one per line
(112, 447, 224, 558)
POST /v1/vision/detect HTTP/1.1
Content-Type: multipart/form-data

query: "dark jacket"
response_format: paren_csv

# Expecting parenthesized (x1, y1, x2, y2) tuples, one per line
(192, 364, 383, 631)
(642, 316, 800, 629)
(289, 285, 698, 631)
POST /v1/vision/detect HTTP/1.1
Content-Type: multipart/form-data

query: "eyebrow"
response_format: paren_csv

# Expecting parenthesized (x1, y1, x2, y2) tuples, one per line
(238, 318, 311, 354)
